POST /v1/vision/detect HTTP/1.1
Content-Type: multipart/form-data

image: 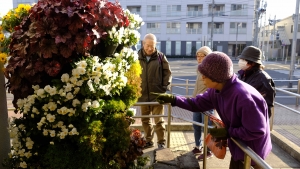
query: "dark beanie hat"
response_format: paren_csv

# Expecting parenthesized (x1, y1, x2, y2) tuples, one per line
(238, 46, 262, 64)
(198, 52, 233, 83)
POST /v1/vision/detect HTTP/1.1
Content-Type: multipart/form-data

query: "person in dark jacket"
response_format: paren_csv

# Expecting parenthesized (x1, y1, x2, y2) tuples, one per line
(237, 46, 275, 118)
(138, 33, 172, 149)
(152, 52, 272, 169)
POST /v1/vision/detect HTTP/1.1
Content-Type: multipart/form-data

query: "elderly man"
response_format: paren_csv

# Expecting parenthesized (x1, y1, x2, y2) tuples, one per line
(138, 33, 172, 149)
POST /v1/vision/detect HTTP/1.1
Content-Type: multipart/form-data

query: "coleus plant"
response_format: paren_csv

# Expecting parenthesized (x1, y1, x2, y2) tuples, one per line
(4, 0, 130, 109)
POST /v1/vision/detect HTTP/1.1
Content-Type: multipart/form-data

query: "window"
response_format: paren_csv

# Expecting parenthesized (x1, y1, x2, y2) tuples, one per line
(167, 22, 181, 34)
(166, 41, 171, 55)
(186, 41, 192, 56)
(196, 42, 202, 50)
(156, 42, 161, 51)
(186, 22, 202, 34)
(127, 6, 141, 14)
(231, 4, 247, 10)
(187, 5, 203, 16)
(167, 5, 181, 16)
(147, 5, 160, 17)
(146, 23, 161, 33)
(175, 41, 181, 55)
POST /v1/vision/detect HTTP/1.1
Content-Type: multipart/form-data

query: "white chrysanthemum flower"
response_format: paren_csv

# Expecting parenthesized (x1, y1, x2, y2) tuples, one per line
(61, 73, 70, 83)
(25, 137, 34, 149)
(73, 87, 80, 94)
(72, 69, 80, 78)
(31, 114, 34, 118)
(92, 56, 99, 63)
(48, 102, 57, 111)
(59, 89, 66, 97)
(76, 67, 86, 75)
(69, 128, 79, 135)
(46, 114, 55, 123)
(81, 103, 89, 112)
(44, 85, 52, 93)
(43, 129, 48, 136)
(66, 92, 74, 100)
(57, 107, 68, 115)
(77, 60, 87, 68)
(68, 124, 74, 128)
(49, 87, 57, 96)
(36, 89, 45, 98)
(87, 80, 95, 92)
(16, 99, 25, 108)
(50, 141, 54, 145)
(72, 99, 81, 107)
(69, 76, 77, 84)
(42, 104, 48, 111)
(49, 130, 56, 137)
(91, 100, 100, 108)
(64, 83, 74, 92)
(59, 133, 66, 139)
(57, 121, 64, 128)
(32, 85, 40, 91)
(68, 108, 75, 117)
(76, 80, 83, 86)
(24, 151, 32, 158)
(20, 161, 27, 168)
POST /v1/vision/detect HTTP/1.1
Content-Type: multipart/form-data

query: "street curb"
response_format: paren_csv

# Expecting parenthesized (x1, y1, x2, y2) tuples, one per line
(271, 130, 300, 162)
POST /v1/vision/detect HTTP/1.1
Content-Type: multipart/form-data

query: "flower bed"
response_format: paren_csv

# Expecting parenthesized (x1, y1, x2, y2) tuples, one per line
(1, 0, 147, 168)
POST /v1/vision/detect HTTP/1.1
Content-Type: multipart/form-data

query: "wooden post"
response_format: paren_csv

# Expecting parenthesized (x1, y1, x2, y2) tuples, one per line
(0, 63, 10, 168)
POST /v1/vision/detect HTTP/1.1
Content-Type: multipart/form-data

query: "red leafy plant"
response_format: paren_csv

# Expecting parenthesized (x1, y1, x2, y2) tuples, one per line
(4, 0, 129, 109)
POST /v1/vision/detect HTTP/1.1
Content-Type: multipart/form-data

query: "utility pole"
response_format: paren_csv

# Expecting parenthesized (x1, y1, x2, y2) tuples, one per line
(289, 0, 300, 88)
(272, 15, 276, 59)
(253, 0, 260, 47)
(235, 23, 240, 60)
(210, 0, 214, 50)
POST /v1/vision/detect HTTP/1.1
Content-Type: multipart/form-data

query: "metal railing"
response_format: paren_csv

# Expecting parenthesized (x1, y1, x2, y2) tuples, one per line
(133, 101, 272, 169)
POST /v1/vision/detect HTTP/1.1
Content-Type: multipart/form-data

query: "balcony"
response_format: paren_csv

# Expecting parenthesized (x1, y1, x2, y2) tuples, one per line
(229, 28, 247, 34)
(146, 28, 161, 34)
(208, 28, 224, 34)
(187, 11, 203, 17)
(230, 9, 248, 16)
(166, 28, 181, 34)
(186, 28, 202, 34)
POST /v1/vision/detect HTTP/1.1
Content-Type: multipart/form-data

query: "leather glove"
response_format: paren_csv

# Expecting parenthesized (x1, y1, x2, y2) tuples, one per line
(208, 128, 228, 139)
(151, 92, 175, 104)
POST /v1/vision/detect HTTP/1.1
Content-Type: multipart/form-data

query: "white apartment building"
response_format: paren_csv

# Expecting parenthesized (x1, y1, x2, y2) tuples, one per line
(12, 0, 256, 57)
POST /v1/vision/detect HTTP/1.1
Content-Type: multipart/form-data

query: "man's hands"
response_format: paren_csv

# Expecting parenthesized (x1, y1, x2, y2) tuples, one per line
(151, 92, 175, 104)
(208, 128, 228, 139)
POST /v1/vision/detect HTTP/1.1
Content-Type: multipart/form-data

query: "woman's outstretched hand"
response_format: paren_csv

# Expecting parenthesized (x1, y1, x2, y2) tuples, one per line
(151, 92, 175, 104)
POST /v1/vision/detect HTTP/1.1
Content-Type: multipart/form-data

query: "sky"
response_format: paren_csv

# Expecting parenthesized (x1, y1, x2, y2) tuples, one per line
(0, 0, 297, 20)
(264, 0, 297, 21)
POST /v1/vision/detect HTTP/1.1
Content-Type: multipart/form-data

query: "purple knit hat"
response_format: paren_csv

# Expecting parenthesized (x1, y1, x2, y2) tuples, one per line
(198, 52, 233, 83)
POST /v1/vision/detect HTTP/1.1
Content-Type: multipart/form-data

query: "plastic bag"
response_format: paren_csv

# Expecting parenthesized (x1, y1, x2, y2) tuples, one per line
(204, 133, 227, 159)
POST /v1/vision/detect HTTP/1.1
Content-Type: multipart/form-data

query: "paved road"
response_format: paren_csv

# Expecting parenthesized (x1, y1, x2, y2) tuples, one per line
(167, 58, 300, 105)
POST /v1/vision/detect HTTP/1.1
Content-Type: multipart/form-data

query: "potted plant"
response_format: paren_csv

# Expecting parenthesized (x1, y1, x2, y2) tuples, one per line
(1, 0, 147, 168)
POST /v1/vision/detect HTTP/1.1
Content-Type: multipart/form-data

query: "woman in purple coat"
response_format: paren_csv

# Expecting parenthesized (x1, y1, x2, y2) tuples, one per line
(152, 52, 272, 169)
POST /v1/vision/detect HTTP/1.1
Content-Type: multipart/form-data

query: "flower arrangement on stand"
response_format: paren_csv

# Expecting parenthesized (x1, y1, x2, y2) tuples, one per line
(2, 0, 148, 168)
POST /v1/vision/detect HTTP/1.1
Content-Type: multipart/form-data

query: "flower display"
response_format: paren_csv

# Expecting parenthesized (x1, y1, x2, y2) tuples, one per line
(0, 4, 31, 64)
(3, 0, 147, 168)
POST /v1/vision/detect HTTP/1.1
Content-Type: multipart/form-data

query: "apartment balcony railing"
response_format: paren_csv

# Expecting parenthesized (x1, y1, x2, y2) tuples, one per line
(186, 11, 203, 17)
(229, 28, 247, 34)
(166, 28, 181, 34)
(147, 11, 161, 17)
(230, 10, 248, 16)
(146, 28, 161, 34)
(186, 28, 202, 34)
(208, 11, 225, 16)
(208, 28, 224, 34)
(166, 11, 182, 17)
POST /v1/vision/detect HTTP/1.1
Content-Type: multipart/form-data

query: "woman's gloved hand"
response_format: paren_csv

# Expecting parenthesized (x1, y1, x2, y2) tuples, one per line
(151, 92, 175, 104)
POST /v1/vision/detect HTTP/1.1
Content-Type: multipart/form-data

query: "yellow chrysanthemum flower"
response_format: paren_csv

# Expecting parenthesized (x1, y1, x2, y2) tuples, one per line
(0, 53, 8, 64)
(24, 4, 31, 11)
(17, 4, 26, 11)
(0, 33, 5, 42)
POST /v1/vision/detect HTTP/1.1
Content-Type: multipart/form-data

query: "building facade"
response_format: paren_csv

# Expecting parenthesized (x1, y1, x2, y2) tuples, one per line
(13, 0, 255, 57)
(259, 15, 300, 61)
